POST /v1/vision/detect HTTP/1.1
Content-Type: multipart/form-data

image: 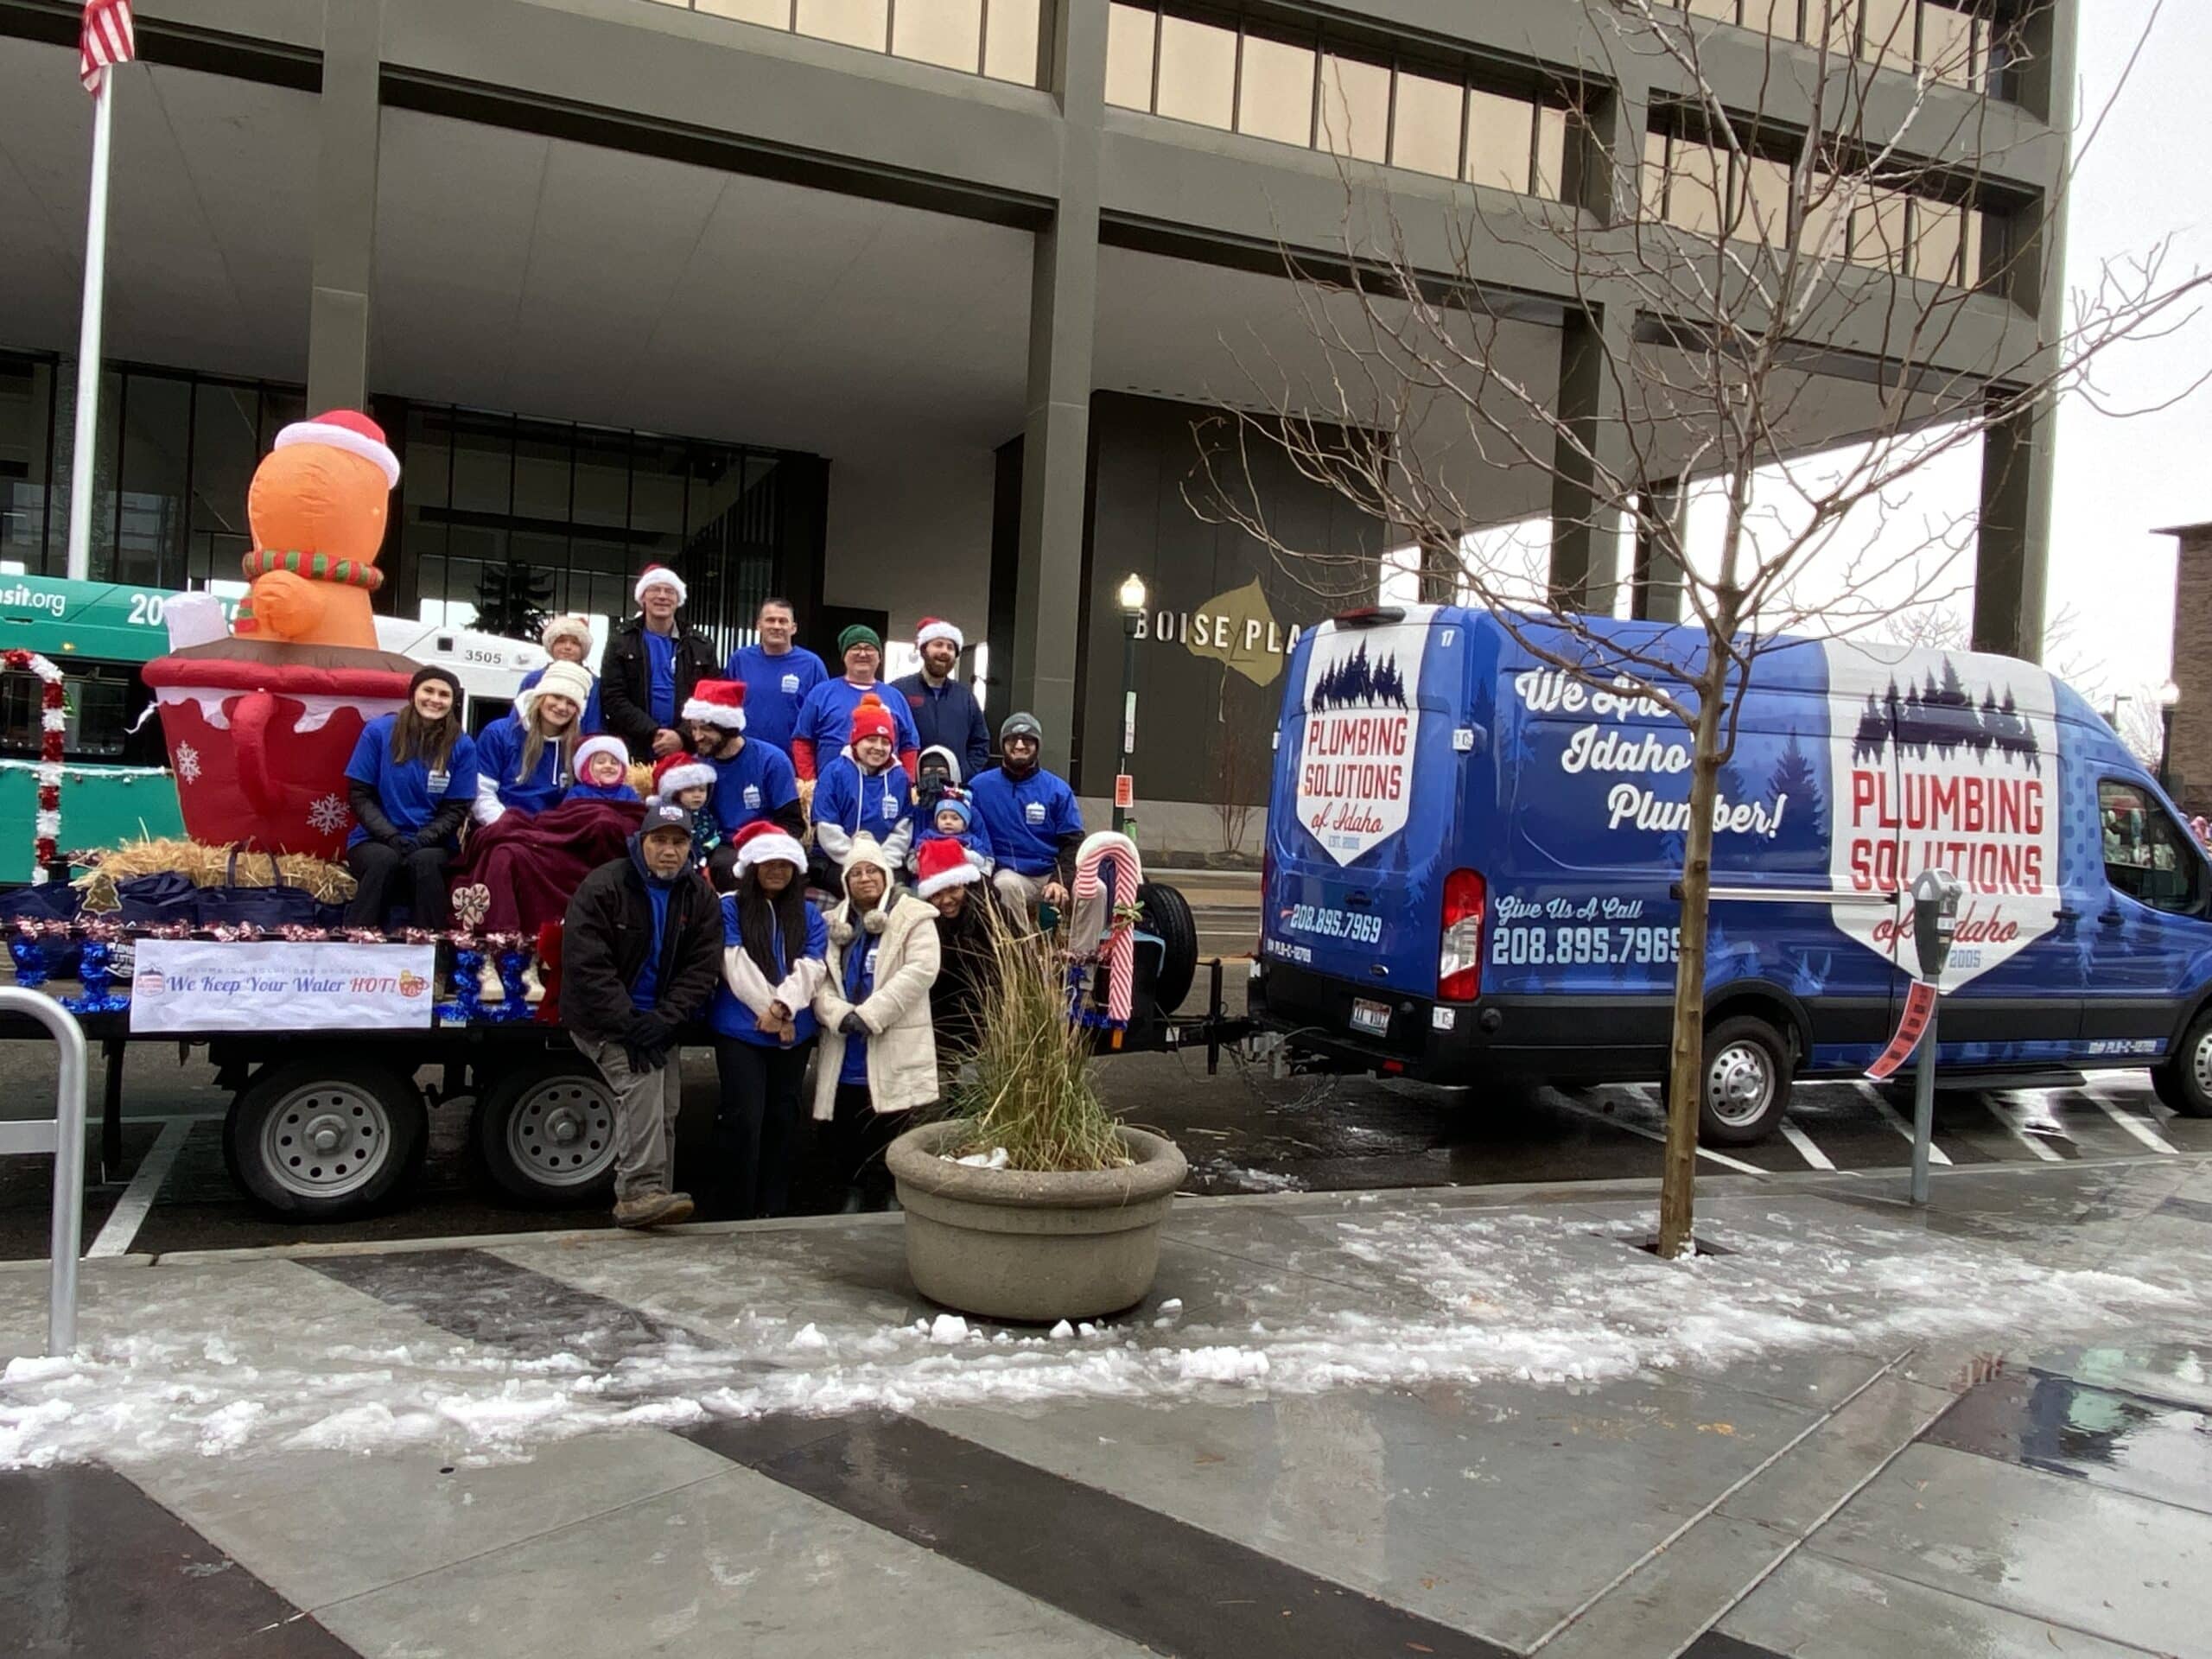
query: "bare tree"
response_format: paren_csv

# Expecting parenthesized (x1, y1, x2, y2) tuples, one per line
(1193, 1, 2207, 1254)
(1211, 670, 1265, 856)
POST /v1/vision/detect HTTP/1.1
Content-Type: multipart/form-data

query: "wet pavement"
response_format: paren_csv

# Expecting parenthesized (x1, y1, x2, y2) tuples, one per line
(2, 1156, 2209, 1656)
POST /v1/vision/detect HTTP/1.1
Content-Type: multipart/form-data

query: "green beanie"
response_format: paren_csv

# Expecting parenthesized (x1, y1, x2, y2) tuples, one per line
(838, 623, 883, 658)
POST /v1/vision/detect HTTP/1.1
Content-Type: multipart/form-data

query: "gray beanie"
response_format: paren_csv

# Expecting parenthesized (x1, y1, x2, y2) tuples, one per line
(1000, 710, 1043, 744)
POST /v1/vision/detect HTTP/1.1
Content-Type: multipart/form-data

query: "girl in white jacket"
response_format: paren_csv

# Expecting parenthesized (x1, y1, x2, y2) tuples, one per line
(812, 833, 941, 1211)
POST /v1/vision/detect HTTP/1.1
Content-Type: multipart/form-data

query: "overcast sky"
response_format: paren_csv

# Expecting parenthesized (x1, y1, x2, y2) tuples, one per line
(2038, 0, 2212, 701)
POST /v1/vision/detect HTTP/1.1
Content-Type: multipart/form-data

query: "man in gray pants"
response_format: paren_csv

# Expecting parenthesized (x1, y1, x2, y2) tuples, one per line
(559, 801, 723, 1227)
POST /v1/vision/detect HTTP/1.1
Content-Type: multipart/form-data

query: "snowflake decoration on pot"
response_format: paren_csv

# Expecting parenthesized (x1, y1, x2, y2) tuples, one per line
(306, 792, 350, 836)
(174, 742, 201, 784)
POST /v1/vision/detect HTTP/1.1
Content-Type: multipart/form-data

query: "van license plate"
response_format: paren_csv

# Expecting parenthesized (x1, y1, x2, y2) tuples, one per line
(1350, 998, 1392, 1037)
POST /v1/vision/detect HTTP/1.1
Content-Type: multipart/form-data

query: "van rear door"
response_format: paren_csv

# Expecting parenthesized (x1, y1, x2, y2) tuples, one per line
(1262, 607, 1473, 1002)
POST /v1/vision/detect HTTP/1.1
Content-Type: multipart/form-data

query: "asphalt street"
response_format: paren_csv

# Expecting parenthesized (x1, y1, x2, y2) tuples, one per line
(3, 874, 2207, 1259)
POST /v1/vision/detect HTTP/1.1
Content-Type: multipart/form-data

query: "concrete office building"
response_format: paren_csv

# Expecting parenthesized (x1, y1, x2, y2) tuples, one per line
(0, 0, 2074, 849)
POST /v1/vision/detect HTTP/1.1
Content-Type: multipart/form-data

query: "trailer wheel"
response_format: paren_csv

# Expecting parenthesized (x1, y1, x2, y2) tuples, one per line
(2151, 1014, 2212, 1117)
(1698, 1015, 1793, 1146)
(226, 1058, 426, 1217)
(1138, 882, 1199, 1016)
(474, 1058, 620, 1205)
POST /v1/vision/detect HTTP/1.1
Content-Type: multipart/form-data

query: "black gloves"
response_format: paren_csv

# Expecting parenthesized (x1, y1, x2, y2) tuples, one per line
(840, 1010, 869, 1037)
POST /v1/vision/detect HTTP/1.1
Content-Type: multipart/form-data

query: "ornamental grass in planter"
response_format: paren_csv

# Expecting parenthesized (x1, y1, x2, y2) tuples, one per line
(887, 906, 1185, 1322)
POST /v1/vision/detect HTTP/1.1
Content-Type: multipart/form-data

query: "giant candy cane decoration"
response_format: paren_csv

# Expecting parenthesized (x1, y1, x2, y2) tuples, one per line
(3, 649, 67, 882)
(1071, 830, 1143, 1029)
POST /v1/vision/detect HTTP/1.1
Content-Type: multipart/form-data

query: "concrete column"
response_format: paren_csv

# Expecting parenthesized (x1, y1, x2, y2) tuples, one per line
(1970, 0, 2075, 663)
(1548, 304, 1632, 614)
(1010, 0, 1107, 770)
(1630, 478, 1687, 622)
(1545, 62, 1645, 613)
(307, 0, 382, 413)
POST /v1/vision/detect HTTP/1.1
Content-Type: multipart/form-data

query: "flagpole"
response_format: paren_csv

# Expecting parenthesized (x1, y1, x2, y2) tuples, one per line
(64, 72, 116, 583)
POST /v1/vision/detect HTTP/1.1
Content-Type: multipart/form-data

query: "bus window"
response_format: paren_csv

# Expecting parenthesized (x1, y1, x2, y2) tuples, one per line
(1, 663, 165, 765)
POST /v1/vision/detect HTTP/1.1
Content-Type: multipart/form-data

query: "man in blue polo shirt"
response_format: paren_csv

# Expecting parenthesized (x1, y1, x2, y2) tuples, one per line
(723, 596, 826, 760)
(682, 678, 804, 891)
(968, 710, 1084, 915)
(791, 624, 921, 782)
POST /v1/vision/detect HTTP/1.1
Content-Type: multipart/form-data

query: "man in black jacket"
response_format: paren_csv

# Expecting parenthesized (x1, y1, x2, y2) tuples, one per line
(599, 564, 721, 762)
(891, 617, 991, 779)
(560, 801, 723, 1228)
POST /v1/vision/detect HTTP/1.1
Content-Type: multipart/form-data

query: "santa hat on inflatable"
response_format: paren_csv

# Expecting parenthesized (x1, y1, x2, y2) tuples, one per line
(650, 750, 717, 800)
(731, 818, 807, 879)
(635, 563, 688, 606)
(272, 409, 401, 488)
(914, 836, 981, 899)
(915, 617, 963, 652)
(682, 677, 747, 732)
(849, 693, 896, 747)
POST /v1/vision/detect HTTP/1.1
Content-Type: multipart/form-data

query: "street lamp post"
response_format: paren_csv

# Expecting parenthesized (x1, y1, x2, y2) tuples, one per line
(2158, 679, 2182, 794)
(1116, 573, 1147, 835)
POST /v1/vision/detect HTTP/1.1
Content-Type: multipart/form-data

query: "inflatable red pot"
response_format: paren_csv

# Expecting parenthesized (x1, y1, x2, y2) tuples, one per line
(143, 645, 415, 859)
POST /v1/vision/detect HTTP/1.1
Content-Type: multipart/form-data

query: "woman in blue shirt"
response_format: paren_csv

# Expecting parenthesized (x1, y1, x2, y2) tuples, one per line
(474, 659, 591, 824)
(515, 613, 603, 733)
(344, 664, 480, 930)
(711, 823, 829, 1219)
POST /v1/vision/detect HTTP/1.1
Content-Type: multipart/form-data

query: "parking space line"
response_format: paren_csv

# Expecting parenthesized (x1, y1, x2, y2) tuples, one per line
(1982, 1095, 2067, 1163)
(1777, 1122, 1835, 1171)
(1866, 1093, 1951, 1164)
(86, 1117, 193, 1259)
(2089, 1095, 2179, 1156)
(1552, 1093, 1767, 1175)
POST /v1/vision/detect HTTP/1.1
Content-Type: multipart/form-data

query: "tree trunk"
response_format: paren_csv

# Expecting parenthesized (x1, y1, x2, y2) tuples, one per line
(1658, 675, 1727, 1258)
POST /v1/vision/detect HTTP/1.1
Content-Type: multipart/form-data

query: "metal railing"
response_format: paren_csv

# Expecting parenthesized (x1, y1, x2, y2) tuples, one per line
(0, 989, 87, 1354)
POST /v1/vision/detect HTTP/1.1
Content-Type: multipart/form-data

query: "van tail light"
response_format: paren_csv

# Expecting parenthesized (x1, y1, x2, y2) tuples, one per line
(1439, 868, 1485, 1002)
(1259, 845, 1274, 957)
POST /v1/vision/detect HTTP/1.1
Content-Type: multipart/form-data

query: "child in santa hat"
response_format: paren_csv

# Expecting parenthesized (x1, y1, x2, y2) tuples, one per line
(650, 751, 722, 873)
(905, 785, 994, 880)
(567, 734, 639, 804)
(810, 694, 913, 881)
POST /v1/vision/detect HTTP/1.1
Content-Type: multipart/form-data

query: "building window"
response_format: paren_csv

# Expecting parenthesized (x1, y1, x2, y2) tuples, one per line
(397, 405, 789, 655)
(1103, 2, 1567, 199)
(643, 0, 1043, 86)
(1643, 128, 1991, 286)
(1669, 2, 2002, 97)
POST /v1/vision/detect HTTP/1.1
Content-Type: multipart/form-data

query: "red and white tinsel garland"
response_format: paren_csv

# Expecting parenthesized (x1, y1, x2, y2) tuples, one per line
(3, 648, 66, 882)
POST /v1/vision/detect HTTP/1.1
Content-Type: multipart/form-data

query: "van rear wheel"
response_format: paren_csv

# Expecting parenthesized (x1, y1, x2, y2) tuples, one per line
(2151, 1014, 2212, 1116)
(1697, 1015, 1793, 1146)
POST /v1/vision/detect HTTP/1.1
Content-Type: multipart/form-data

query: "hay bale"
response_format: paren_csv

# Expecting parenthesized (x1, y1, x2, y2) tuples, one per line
(72, 836, 356, 912)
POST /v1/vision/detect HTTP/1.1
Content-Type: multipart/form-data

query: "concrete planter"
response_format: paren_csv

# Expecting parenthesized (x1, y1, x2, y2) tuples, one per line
(887, 1121, 1188, 1322)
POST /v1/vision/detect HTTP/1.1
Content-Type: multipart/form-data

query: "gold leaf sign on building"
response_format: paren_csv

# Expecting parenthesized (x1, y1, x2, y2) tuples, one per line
(1131, 578, 1296, 688)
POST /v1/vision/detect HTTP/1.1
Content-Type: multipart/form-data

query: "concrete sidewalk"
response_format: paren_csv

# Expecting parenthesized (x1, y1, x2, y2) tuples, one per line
(2, 1157, 2209, 1657)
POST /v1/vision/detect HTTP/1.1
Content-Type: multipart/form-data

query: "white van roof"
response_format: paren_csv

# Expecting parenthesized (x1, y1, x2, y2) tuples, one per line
(372, 617, 547, 705)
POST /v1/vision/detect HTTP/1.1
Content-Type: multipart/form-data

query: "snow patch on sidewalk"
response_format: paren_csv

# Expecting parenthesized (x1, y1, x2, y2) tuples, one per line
(0, 1205, 2195, 1470)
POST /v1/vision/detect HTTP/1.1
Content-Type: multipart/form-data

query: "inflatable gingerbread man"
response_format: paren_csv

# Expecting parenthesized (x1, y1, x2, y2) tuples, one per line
(144, 410, 423, 860)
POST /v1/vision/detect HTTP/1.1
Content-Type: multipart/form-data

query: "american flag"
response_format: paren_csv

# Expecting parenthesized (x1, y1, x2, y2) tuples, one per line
(79, 0, 134, 95)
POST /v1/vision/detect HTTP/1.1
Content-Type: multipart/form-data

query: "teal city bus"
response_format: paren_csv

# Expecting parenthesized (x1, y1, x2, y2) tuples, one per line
(0, 573, 197, 878)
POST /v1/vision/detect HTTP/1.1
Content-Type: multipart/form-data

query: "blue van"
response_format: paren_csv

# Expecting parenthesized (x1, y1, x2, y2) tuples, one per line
(1249, 604, 2212, 1143)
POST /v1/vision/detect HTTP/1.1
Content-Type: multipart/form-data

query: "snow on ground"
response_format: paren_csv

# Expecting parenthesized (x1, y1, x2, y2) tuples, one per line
(0, 1203, 2195, 1470)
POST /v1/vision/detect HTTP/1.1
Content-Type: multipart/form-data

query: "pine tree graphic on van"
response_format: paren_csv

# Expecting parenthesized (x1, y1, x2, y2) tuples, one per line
(1307, 644, 1408, 713)
(1849, 659, 2043, 775)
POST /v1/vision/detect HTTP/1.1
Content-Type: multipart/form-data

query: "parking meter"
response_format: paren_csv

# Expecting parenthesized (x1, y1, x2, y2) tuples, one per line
(1910, 868, 1962, 983)
(1906, 868, 1961, 1206)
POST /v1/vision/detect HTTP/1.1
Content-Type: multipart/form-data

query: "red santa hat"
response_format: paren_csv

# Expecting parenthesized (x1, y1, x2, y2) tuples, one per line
(914, 836, 981, 899)
(272, 409, 400, 489)
(682, 677, 747, 731)
(849, 693, 896, 747)
(732, 818, 807, 878)
(915, 617, 964, 652)
(650, 751, 717, 799)
(634, 563, 688, 606)
(574, 734, 629, 777)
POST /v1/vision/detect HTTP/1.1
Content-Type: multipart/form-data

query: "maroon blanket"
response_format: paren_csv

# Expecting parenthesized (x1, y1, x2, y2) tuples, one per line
(448, 798, 647, 935)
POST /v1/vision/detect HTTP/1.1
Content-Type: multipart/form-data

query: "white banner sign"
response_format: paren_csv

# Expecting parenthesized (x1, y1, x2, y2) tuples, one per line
(129, 941, 439, 1033)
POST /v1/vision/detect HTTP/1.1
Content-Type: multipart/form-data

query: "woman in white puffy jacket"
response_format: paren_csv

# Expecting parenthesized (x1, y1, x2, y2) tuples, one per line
(812, 832, 940, 1211)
